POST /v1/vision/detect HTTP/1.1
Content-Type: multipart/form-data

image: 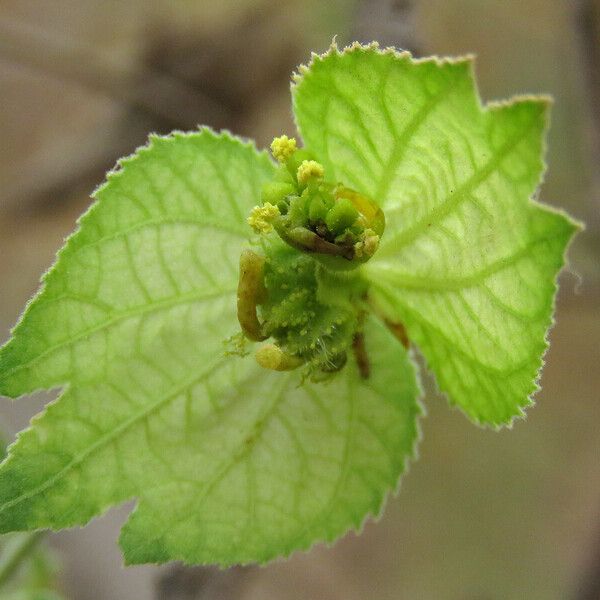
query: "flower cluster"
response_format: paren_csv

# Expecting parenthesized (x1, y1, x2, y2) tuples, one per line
(248, 136, 385, 267)
(239, 135, 384, 377)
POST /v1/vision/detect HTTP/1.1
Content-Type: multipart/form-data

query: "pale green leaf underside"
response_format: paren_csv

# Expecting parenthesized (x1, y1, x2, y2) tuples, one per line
(0, 130, 421, 565)
(293, 43, 578, 425)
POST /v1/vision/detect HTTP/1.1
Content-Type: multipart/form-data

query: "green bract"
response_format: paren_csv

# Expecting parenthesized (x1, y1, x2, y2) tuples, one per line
(0, 42, 578, 566)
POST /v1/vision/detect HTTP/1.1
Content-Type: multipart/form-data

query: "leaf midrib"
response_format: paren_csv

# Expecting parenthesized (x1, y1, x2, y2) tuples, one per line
(373, 66, 464, 203)
(0, 286, 236, 389)
(368, 230, 555, 292)
(0, 355, 228, 519)
(66, 216, 248, 256)
(377, 112, 540, 256)
(280, 372, 358, 551)
(118, 373, 296, 564)
(370, 282, 543, 376)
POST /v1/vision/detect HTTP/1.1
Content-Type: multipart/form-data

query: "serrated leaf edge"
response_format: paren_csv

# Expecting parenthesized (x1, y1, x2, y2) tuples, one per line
(0, 127, 273, 400)
(290, 40, 582, 429)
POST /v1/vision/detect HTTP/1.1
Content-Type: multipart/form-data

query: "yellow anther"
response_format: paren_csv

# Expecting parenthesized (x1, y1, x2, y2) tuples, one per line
(256, 344, 303, 371)
(354, 230, 380, 259)
(364, 234, 379, 256)
(297, 160, 324, 185)
(270, 135, 297, 163)
(247, 203, 280, 234)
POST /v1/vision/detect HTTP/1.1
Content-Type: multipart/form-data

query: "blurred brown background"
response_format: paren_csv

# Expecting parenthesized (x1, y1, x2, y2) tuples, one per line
(0, 1, 599, 599)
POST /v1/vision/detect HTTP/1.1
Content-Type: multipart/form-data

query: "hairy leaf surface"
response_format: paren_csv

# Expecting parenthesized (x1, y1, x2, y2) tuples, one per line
(0, 42, 579, 566)
(0, 130, 421, 565)
(293, 44, 578, 425)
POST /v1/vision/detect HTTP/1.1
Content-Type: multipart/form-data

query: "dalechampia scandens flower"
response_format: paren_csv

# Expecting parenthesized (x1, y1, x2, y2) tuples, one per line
(0, 42, 579, 567)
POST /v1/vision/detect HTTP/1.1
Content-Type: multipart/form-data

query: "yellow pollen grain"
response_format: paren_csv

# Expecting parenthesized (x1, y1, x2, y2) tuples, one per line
(270, 135, 297, 163)
(247, 203, 280, 234)
(297, 160, 324, 185)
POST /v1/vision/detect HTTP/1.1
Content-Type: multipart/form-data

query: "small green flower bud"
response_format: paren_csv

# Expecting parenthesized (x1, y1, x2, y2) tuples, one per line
(261, 181, 295, 206)
(334, 186, 385, 236)
(277, 199, 289, 215)
(250, 133, 385, 267)
(334, 230, 358, 246)
(308, 194, 328, 224)
(287, 195, 309, 227)
(325, 198, 359, 236)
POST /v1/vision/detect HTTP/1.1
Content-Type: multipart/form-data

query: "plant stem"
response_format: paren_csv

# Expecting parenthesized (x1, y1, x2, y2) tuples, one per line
(0, 531, 44, 588)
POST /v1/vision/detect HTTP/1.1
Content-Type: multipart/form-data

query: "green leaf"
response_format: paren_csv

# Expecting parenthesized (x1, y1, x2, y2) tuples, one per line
(0, 129, 270, 398)
(293, 43, 579, 426)
(0, 130, 421, 565)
